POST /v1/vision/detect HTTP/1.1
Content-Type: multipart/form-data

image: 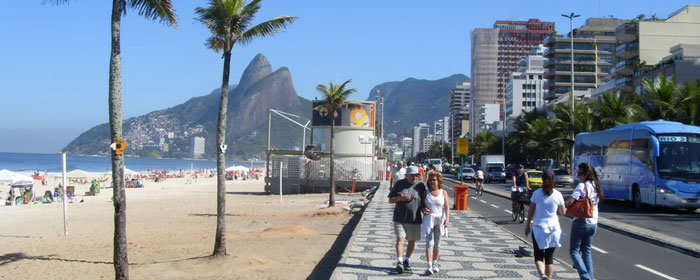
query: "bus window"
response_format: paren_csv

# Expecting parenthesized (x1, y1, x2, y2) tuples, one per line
(632, 130, 652, 171)
(657, 134, 700, 180)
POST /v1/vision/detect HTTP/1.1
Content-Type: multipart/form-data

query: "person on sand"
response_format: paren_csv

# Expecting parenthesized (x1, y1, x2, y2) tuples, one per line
(421, 170, 450, 276)
(388, 166, 426, 274)
(525, 169, 565, 280)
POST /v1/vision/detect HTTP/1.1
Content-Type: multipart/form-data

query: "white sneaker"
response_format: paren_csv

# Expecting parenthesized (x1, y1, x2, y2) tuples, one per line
(432, 262, 440, 273)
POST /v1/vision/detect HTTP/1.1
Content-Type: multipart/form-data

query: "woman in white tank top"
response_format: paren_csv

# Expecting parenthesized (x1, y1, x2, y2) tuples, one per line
(421, 170, 450, 275)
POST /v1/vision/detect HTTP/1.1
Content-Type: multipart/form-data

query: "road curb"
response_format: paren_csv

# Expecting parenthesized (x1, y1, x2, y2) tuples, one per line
(445, 177, 700, 258)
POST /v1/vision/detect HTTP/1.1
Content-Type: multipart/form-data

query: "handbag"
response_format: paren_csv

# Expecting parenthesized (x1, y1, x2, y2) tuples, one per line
(566, 182, 594, 218)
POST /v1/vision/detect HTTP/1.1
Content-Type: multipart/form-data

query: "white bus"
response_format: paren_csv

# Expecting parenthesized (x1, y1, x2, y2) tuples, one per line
(574, 121, 700, 211)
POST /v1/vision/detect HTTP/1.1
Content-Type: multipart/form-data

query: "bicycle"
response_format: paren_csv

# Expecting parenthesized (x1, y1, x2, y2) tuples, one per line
(475, 179, 484, 196)
(511, 186, 528, 223)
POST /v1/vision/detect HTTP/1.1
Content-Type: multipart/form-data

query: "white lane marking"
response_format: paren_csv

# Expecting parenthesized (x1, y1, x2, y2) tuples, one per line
(591, 246, 608, 254)
(490, 204, 499, 208)
(478, 199, 486, 203)
(505, 210, 512, 214)
(635, 264, 679, 280)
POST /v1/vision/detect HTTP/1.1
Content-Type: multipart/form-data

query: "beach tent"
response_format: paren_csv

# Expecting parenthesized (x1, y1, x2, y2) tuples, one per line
(0, 169, 34, 185)
(65, 169, 97, 178)
(225, 165, 249, 172)
(108, 168, 139, 176)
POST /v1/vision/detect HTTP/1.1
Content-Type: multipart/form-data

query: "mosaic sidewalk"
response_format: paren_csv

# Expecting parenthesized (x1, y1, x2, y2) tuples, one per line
(330, 184, 579, 280)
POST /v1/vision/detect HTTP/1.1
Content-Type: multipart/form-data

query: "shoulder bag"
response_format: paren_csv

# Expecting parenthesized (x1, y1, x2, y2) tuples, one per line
(565, 182, 594, 218)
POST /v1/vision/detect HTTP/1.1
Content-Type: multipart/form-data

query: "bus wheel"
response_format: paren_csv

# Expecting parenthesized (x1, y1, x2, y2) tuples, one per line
(685, 207, 698, 212)
(633, 187, 642, 209)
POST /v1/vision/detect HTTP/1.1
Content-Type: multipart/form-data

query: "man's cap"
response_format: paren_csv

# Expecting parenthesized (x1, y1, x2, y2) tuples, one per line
(397, 161, 404, 165)
(517, 164, 524, 169)
(405, 166, 419, 175)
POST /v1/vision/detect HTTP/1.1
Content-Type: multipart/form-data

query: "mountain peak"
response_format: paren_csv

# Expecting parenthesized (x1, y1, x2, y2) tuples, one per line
(236, 53, 273, 94)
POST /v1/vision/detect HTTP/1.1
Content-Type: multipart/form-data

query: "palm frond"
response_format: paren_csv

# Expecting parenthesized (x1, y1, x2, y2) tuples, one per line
(237, 16, 297, 45)
(42, 0, 70, 5)
(128, 0, 178, 27)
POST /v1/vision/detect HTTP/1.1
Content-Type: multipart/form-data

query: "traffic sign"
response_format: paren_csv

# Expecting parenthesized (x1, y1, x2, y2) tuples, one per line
(456, 138, 468, 155)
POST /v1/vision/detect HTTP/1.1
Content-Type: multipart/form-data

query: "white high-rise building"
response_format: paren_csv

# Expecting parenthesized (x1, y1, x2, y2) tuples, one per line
(401, 137, 413, 158)
(191, 136, 205, 158)
(422, 134, 436, 153)
(412, 123, 430, 155)
(442, 116, 451, 143)
(505, 48, 547, 122)
(478, 104, 501, 132)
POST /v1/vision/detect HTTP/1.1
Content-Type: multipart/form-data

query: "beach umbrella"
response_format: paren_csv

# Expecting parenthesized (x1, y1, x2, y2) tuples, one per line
(225, 165, 249, 172)
(0, 169, 33, 184)
(65, 169, 97, 178)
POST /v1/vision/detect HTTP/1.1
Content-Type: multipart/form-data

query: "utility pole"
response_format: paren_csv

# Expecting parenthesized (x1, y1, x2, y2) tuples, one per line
(562, 12, 580, 175)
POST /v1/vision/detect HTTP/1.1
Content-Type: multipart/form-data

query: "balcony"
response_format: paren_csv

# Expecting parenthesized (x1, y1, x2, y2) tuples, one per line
(615, 22, 638, 43)
(615, 42, 638, 60)
(615, 59, 636, 76)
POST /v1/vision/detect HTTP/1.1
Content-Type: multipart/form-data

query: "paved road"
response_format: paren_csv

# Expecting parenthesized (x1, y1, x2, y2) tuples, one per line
(461, 178, 700, 248)
(443, 179, 700, 280)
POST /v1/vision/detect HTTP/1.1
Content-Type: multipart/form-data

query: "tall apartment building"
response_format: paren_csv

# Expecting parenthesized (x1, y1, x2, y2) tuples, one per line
(613, 5, 700, 92)
(433, 119, 444, 141)
(422, 134, 436, 153)
(442, 116, 451, 143)
(470, 19, 554, 137)
(401, 137, 413, 158)
(543, 18, 626, 103)
(191, 136, 205, 158)
(412, 123, 429, 155)
(450, 82, 471, 141)
(478, 104, 501, 132)
(505, 49, 547, 122)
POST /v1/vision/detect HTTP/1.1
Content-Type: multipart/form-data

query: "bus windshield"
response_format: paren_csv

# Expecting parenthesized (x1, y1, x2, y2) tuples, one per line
(657, 134, 700, 180)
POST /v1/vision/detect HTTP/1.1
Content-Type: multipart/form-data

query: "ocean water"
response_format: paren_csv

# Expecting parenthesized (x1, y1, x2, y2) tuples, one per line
(0, 152, 265, 174)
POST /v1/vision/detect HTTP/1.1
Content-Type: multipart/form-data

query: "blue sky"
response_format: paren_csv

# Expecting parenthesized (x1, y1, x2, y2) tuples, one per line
(0, 0, 693, 153)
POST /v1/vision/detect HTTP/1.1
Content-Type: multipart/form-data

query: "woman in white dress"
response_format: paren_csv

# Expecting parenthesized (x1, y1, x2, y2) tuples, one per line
(525, 169, 566, 280)
(421, 170, 450, 276)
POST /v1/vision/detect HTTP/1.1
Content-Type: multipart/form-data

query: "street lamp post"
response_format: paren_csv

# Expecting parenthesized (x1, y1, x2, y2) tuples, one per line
(562, 12, 580, 175)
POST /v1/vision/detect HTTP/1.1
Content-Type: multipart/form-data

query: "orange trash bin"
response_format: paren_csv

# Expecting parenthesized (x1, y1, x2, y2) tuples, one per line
(454, 185, 468, 210)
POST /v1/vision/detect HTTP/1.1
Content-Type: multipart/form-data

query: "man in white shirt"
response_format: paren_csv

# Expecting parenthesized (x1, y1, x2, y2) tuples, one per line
(391, 161, 406, 189)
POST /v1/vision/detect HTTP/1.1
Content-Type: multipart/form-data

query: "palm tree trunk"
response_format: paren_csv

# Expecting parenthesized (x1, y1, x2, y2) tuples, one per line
(213, 51, 231, 257)
(109, 0, 128, 279)
(328, 123, 335, 207)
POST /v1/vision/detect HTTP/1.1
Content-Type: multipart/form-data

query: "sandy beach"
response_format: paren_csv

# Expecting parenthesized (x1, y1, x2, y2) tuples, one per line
(0, 175, 353, 279)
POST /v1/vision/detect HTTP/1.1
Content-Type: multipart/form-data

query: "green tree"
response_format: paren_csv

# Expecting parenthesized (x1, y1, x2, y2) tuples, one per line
(195, 0, 296, 256)
(552, 101, 593, 164)
(590, 91, 646, 130)
(519, 118, 556, 162)
(471, 130, 500, 163)
(676, 79, 700, 125)
(426, 142, 451, 159)
(315, 80, 356, 207)
(641, 74, 679, 121)
(47, 1, 177, 278)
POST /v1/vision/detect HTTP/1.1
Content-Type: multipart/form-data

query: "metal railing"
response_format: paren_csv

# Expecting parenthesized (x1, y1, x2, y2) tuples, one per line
(269, 154, 386, 182)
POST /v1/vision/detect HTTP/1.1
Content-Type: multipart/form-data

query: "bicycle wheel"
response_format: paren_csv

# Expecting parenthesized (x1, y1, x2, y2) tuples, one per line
(512, 203, 518, 221)
(518, 205, 525, 223)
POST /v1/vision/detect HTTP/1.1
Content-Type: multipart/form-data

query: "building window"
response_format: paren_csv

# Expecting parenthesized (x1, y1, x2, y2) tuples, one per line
(522, 101, 527, 106)
(522, 84, 526, 89)
(529, 75, 534, 79)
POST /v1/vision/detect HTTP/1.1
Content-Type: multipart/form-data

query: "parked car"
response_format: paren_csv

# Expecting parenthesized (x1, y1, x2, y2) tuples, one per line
(526, 169, 543, 189)
(553, 169, 574, 187)
(458, 167, 476, 181)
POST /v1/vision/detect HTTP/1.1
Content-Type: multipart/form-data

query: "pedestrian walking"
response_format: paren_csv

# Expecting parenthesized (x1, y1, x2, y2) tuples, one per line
(421, 170, 450, 275)
(388, 166, 426, 274)
(390, 161, 406, 189)
(525, 169, 565, 280)
(567, 163, 603, 280)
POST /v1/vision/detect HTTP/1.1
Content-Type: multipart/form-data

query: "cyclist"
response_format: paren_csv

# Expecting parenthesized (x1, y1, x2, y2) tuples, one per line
(475, 168, 485, 196)
(512, 165, 531, 207)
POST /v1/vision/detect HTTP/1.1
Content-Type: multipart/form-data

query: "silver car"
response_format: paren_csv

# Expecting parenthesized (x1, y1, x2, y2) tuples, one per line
(553, 169, 573, 187)
(458, 167, 476, 181)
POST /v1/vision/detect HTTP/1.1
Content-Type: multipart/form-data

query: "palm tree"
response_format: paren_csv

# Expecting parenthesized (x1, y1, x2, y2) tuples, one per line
(315, 80, 356, 207)
(590, 91, 646, 130)
(641, 74, 679, 121)
(47, 1, 176, 278)
(677, 79, 700, 125)
(519, 118, 556, 161)
(195, 0, 296, 257)
(471, 130, 499, 163)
